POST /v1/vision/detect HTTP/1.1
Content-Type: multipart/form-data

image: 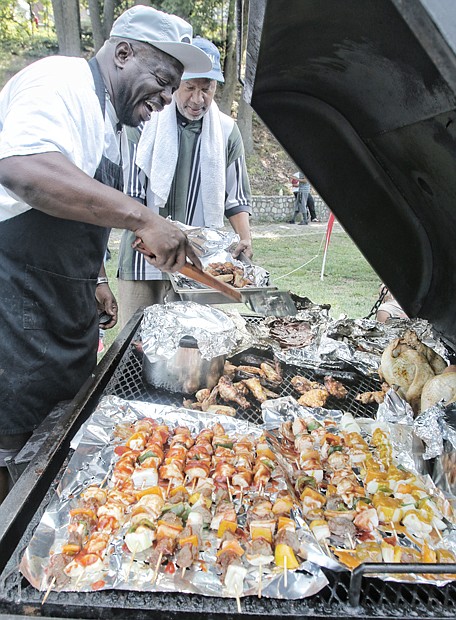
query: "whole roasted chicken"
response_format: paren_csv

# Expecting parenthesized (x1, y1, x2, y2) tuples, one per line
(420, 365, 456, 411)
(379, 330, 446, 413)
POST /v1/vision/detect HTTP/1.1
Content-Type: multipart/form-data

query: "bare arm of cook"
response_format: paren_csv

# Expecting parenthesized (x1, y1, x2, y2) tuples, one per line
(0, 152, 202, 273)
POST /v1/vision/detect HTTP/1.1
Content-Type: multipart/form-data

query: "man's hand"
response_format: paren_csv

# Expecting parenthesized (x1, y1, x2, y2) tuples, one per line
(133, 216, 202, 272)
(231, 239, 253, 260)
(96, 284, 118, 329)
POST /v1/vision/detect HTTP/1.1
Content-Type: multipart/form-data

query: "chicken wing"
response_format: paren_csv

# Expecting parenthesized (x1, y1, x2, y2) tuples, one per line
(217, 375, 250, 409)
(297, 388, 329, 408)
(260, 361, 282, 384)
(242, 377, 277, 403)
(291, 375, 322, 394)
(324, 376, 348, 399)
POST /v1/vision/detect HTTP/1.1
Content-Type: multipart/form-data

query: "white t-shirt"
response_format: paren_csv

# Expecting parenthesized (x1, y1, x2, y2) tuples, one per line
(0, 56, 121, 222)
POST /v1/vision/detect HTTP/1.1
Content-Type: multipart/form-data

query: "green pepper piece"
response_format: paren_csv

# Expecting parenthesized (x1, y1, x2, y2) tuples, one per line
(138, 449, 158, 464)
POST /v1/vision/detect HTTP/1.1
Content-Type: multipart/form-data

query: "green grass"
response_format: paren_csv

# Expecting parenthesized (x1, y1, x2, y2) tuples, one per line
(99, 226, 381, 359)
(252, 229, 381, 318)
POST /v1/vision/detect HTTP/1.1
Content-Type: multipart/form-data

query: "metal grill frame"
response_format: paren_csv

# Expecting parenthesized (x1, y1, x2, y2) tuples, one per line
(0, 310, 455, 619)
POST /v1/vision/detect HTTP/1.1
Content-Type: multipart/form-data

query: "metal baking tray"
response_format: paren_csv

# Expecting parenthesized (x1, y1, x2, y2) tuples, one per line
(169, 274, 279, 306)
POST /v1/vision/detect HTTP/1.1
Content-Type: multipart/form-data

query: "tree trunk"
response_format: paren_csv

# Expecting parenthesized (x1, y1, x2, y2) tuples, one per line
(236, 0, 254, 155)
(102, 0, 116, 39)
(237, 95, 254, 155)
(88, 0, 104, 52)
(51, 0, 81, 56)
(218, 0, 236, 115)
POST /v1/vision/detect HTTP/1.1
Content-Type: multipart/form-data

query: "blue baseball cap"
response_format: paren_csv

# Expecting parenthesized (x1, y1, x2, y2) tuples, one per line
(182, 37, 224, 83)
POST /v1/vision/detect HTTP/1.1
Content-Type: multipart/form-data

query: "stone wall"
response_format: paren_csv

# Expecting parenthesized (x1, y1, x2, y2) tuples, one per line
(251, 195, 329, 223)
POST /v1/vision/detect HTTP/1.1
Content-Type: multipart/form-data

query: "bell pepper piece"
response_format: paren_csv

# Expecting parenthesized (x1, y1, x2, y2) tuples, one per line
(135, 486, 163, 500)
(274, 544, 299, 569)
(277, 516, 296, 532)
(179, 534, 199, 548)
(217, 519, 238, 538)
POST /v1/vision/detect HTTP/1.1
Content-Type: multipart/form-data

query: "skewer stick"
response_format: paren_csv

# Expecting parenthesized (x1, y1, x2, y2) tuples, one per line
(258, 563, 262, 599)
(181, 566, 186, 579)
(323, 540, 331, 556)
(41, 576, 56, 605)
(191, 477, 197, 493)
(390, 522, 398, 541)
(166, 480, 172, 498)
(434, 527, 444, 542)
(99, 469, 111, 488)
(226, 478, 233, 503)
(347, 533, 355, 550)
(258, 483, 263, 496)
(126, 550, 136, 578)
(235, 584, 242, 614)
(74, 571, 85, 590)
(152, 551, 163, 585)
(284, 554, 288, 588)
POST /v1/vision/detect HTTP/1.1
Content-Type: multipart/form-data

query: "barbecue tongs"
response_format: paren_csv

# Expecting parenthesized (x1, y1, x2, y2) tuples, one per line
(132, 238, 297, 316)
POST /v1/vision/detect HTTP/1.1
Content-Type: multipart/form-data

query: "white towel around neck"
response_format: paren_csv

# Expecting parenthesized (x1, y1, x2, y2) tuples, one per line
(135, 99, 227, 227)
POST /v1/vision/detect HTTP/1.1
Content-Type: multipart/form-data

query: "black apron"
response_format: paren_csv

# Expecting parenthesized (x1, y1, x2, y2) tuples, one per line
(0, 58, 123, 434)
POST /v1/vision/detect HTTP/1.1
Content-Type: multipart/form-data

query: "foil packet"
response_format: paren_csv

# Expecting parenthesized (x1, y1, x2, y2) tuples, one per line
(170, 223, 270, 288)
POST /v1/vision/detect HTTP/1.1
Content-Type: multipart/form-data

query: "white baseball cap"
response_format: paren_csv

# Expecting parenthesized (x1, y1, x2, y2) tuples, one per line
(110, 6, 212, 73)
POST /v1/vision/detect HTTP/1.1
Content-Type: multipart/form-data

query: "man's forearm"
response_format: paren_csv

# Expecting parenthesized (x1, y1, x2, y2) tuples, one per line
(228, 211, 251, 243)
(0, 152, 153, 233)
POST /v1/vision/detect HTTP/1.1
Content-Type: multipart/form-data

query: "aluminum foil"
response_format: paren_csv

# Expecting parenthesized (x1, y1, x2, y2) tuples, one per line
(272, 316, 450, 376)
(259, 398, 456, 585)
(414, 404, 456, 460)
(375, 390, 426, 474)
(20, 395, 328, 600)
(141, 302, 239, 362)
(170, 224, 270, 288)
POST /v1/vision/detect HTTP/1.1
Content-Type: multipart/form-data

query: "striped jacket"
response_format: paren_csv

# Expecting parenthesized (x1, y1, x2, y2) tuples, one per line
(118, 110, 252, 281)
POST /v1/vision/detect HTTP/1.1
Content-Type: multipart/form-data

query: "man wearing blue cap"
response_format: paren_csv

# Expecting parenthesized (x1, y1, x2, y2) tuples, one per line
(118, 37, 253, 326)
(0, 6, 211, 501)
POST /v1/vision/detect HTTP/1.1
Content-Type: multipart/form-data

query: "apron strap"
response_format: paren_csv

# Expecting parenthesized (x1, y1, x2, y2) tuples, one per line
(88, 57, 106, 115)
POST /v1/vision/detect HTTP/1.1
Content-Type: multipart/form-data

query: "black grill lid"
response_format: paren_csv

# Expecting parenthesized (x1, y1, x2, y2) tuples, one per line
(244, 0, 456, 351)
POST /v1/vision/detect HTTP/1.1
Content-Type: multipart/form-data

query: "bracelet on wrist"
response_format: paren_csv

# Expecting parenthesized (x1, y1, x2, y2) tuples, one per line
(96, 277, 109, 286)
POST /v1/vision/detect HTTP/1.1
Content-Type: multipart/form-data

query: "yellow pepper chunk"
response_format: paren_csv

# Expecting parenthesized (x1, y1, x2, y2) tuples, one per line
(217, 519, 237, 538)
(274, 544, 299, 569)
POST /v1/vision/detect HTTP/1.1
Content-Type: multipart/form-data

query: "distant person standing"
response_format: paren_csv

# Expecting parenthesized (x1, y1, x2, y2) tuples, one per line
(289, 171, 318, 224)
(306, 192, 319, 222)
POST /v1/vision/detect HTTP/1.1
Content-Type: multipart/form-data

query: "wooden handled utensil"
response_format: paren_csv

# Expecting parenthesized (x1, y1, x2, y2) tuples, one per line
(179, 263, 243, 303)
(132, 237, 297, 316)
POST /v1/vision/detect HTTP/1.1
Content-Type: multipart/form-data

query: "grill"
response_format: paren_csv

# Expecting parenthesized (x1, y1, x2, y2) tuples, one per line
(0, 312, 454, 619)
(104, 319, 381, 426)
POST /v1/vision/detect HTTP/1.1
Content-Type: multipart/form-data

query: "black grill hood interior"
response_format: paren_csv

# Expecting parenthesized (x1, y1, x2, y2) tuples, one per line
(243, 0, 456, 351)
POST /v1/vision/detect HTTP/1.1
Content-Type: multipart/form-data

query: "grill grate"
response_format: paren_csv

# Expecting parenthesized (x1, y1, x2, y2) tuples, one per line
(0, 320, 455, 618)
(104, 327, 381, 425)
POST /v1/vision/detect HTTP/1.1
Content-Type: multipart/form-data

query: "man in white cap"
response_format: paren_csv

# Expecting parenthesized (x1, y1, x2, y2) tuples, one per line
(118, 37, 253, 327)
(0, 6, 211, 501)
